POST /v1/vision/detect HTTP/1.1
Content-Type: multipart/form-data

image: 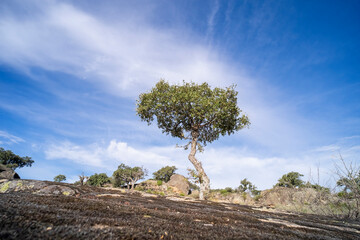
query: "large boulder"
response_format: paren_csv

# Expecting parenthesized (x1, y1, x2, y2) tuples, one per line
(0, 179, 81, 196)
(167, 174, 190, 195)
(0, 164, 20, 180)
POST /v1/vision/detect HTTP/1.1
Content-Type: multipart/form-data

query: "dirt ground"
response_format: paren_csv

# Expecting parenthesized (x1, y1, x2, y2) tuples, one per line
(1, 183, 360, 239)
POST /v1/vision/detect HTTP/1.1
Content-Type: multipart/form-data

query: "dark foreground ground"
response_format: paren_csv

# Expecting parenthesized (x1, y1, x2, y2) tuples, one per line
(1, 184, 360, 240)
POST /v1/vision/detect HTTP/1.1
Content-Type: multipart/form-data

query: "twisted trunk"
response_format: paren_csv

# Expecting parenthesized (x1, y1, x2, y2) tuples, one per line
(188, 131, 210, 200)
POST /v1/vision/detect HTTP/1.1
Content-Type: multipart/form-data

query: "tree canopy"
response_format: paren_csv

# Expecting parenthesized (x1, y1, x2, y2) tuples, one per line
(0, 147, 34, 170)
(136, 80, 249, 146)
(137, 80, 249, 200)
(113, 164, 147, 190)
(87, 173, 110, 187)
(153, 166, 177, 182)
(54, 174, 66, 182)
(276, 172, 304, 188)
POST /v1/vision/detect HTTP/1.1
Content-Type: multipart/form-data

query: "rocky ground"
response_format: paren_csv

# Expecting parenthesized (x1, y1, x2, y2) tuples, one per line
(1, 180, 360, 239)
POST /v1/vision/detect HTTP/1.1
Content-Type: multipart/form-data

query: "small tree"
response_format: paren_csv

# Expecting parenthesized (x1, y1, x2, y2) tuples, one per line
(334, 155, 360, 219)
(87, 173, 110, 187)
(113, 164, 147, 190)
(276, 172, 304, 188)
(0, 147, 34, 170)
(54, 174, 66, 182)
(137, 80, 250, 199)
(78, 172, 88, 186)
(153, 166, 177, 182)
(238, 178, 260, 196)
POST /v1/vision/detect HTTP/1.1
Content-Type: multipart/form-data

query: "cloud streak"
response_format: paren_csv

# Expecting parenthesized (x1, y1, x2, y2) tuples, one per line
(44, 138, 360, 189)
(0, 130, 25, 144)
(0, 1, 239, 98)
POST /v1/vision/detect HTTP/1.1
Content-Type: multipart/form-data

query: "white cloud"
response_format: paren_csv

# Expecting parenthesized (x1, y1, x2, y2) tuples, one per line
(0, 130, 25, 144)
(0, 0, 321, 155)
(44, 138, 360, 190)
(0, 1, 237, 97)
(45, 140, 178, 172)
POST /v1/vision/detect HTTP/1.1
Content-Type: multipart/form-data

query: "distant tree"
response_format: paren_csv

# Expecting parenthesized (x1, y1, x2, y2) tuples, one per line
(54, 174, 66, 182)
(0, 147, 34, 170)
(78, 172, 89, 186)
(153, 166, 177, 182)
(276, 172, 304, 188)
(238, 178, 260, 196)
(304, 181, 330, 192)
(334, 155, 360, 219)
(113, 164, 147, 190)
(87, 173, 110, 187)
(137, 80, 250, 199)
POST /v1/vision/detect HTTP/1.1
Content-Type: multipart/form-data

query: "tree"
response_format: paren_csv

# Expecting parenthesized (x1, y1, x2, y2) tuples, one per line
(153, 166, 177, 182)
(78, 172, 88, 186)
(0, 147, 34, 170)
(334, 155, 360, 219)
(87, 173, 110, 187)
(137, 80, 250, 200)
(276, 172, 304, 188)
(238, 178, 260, 196)
(54, 174, 66, 182)
(113, 164, 147, 190)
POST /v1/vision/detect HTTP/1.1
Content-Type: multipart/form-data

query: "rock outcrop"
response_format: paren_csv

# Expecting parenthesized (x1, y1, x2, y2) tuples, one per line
(0, 164, 20, 180)
(167, 174, 190, 195)
(0, 179, 81, 196)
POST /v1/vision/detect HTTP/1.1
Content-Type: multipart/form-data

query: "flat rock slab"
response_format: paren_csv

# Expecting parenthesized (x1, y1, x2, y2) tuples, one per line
(1, 183, 360, 239)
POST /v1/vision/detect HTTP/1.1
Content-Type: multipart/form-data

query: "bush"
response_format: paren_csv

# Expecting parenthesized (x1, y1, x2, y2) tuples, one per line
(220, 187, 233, 195)
(157, 180, 163, 186)
(153, 166, 177, 182)
(87, 173, 110, 187)
(54, 174, 66, 182)
(276, 172, 304, 188)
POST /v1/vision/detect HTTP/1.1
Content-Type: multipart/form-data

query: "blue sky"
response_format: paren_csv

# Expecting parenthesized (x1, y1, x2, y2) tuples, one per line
(0, 0, 359, 189)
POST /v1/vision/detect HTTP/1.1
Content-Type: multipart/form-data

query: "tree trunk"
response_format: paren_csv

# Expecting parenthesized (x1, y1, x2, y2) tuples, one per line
(131, 180, 135, 190)
(188, 131, 210, 200)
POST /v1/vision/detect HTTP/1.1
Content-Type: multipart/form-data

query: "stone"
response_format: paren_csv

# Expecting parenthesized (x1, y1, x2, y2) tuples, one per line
(0, 164, 20, 179)
(0, 179, 80, 196)
(167, 174, 190, 195)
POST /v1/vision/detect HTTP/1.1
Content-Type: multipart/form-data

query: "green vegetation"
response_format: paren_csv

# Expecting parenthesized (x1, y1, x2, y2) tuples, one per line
(0, 147, 34, 170)
(156, 180, 163, 186)
(113, 163, 147, 190)
(238, 178, 260, 196)
(153, 166, 177, 182)
(137, 80, 250, 200)
(220, 187, 233, 195)
(276, 172, 304, 188)
(87, 173, 110, 187)
(53, 174, 66, 182)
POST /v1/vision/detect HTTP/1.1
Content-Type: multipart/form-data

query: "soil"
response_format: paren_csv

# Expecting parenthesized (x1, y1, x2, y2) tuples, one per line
(1, 181, 360, 240)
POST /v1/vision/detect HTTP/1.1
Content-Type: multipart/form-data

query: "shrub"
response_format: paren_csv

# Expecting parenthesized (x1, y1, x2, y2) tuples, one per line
(157, 180, 163, 186)
(153, 166, 177, 182)
(276, 172, 304, 188)
(54, 174, 66, 182)
(87, 173, 110, 187)
(220, 187, 233, 195)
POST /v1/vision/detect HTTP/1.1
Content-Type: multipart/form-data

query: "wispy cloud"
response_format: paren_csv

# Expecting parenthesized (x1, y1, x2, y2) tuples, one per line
(0, 130, 25, 144)
(0, 0, 316, 155)
(45, 140, 177, 172)
(44, 138, 360, 189)
(206, 0, 220, 41)
(0, 0, 236, 98)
